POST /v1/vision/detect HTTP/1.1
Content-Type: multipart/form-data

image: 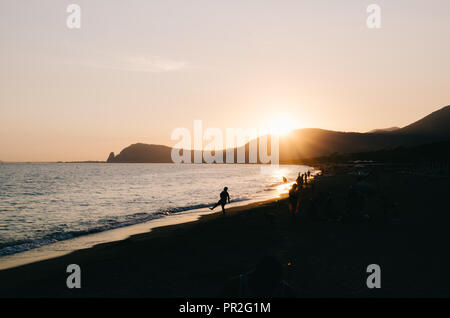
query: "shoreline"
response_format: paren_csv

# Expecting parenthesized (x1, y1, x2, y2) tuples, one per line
(1, 169, 449, 297)
(0, 193, 289, 271)
(0, 194, 292, 298)
(0, 162, 307, 269)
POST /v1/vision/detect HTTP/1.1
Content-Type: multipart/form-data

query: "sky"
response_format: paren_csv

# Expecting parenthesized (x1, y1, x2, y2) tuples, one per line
(1, 0, 450, 161)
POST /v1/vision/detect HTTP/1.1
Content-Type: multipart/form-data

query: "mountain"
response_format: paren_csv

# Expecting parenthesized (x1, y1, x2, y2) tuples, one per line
(106, 143, 207, 163)
(277, 128, 412, 163)
(395, 105, 450, 137)
(107, 144, 173, 163)
(278, 105, 450, 161)
(107, 105, 450, 163)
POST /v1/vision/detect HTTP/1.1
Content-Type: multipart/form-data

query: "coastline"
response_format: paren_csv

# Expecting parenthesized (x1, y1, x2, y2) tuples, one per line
(1, 168, 449, 297)
(0, 163, 305, 270)
(0, 194, 286, 271)
(0, 194, 287, 271)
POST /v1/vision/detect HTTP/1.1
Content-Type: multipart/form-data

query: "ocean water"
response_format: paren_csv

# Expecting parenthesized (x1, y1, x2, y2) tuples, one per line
(0, 163, 312, 258)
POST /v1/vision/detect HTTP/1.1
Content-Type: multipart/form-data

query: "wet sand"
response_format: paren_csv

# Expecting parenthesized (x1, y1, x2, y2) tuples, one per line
(1, 167, 449, 297)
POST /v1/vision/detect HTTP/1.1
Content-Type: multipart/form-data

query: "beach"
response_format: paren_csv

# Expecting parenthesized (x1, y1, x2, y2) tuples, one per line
(1, 166, 449, 297)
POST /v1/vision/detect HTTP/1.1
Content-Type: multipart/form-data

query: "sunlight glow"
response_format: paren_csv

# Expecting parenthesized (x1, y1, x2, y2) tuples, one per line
(265, 115, 298, 136)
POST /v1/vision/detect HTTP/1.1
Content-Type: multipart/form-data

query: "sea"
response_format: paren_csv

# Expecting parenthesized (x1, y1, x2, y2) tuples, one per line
(0, 163, 312, 266)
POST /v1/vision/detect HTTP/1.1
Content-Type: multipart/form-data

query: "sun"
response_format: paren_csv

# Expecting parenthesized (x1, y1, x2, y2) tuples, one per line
(265, 115, 297, 136)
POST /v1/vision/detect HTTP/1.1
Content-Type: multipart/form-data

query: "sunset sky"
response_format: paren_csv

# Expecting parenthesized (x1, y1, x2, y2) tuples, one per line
(1, 0, 450, 161)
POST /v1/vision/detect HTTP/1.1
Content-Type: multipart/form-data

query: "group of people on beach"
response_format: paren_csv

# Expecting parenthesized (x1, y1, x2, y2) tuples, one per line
(288, 171, 313, 216)
(290, 171, 374, 223)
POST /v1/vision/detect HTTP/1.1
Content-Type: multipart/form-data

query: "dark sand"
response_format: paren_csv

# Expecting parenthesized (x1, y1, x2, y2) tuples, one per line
(1, 167, 449, 297)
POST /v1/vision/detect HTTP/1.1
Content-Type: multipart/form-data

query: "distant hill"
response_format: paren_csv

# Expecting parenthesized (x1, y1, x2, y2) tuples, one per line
(273, 105, 450, 162)
(107, 105, 450, 163)
(107, 144, 173, 163)
(395, 105, 450, 137)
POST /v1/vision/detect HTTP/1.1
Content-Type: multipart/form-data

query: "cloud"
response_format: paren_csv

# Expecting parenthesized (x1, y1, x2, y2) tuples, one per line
(65, 53, 189, 73)
(123, 56, 188, 72)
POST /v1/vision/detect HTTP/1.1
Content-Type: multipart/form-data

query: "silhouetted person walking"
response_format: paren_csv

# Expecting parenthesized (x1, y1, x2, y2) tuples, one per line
(210, 187, 231, 215)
